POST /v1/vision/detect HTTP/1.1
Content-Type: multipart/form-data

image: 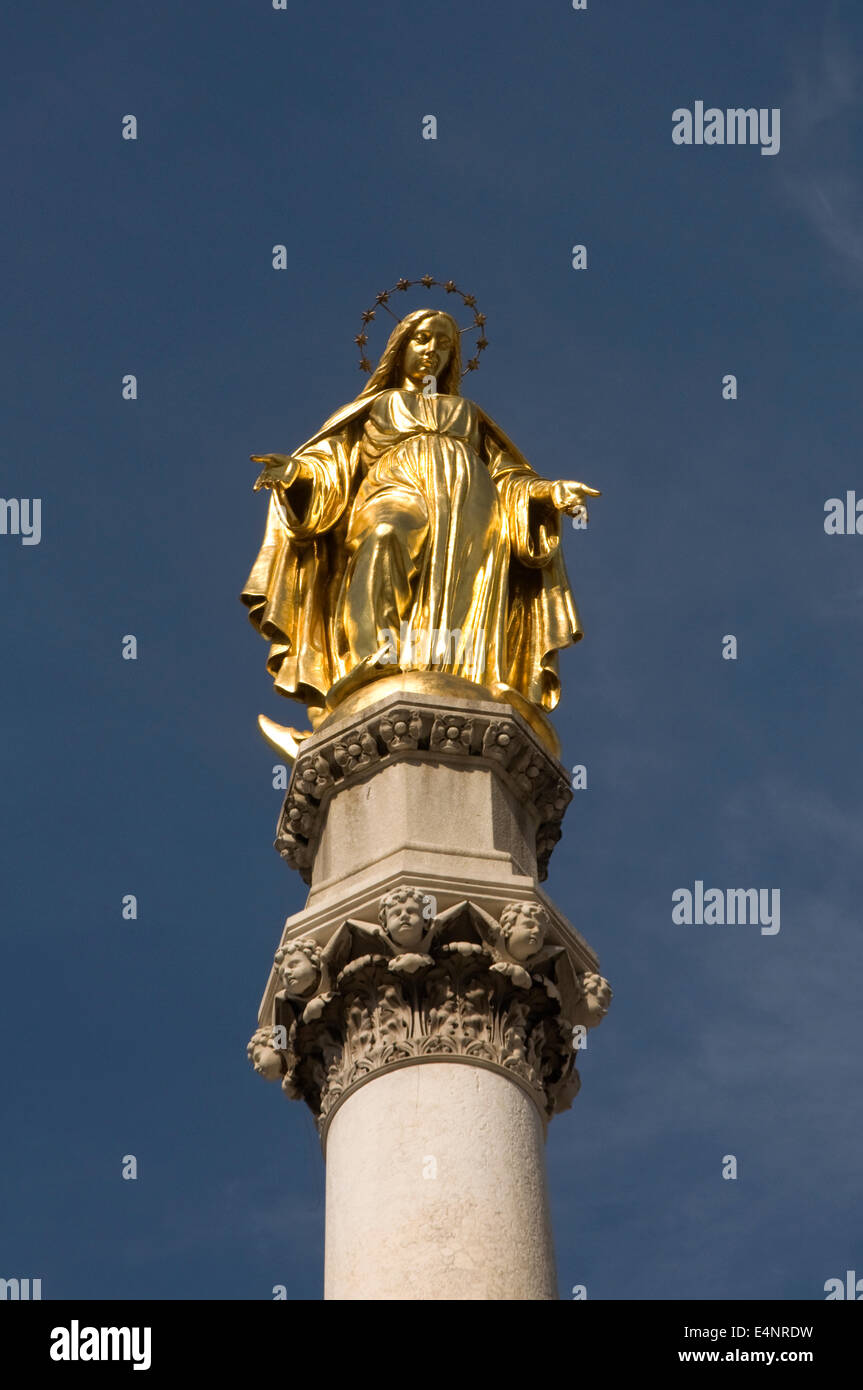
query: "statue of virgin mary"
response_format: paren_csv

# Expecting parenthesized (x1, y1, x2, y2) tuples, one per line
(241, 305, 598, 745)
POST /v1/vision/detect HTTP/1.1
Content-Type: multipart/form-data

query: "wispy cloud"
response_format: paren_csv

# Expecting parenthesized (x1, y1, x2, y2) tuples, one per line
(783, 20, 863, 283)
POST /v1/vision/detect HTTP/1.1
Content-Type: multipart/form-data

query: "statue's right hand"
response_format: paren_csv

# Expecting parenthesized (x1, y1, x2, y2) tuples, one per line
(250, 454, 300, 492)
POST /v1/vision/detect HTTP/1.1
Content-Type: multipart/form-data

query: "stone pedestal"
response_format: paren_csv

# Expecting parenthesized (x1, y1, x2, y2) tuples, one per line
(247, 685, 611, 1301)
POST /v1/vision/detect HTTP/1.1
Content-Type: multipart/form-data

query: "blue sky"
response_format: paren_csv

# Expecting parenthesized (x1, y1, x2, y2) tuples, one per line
(1, 0, 861, 1299)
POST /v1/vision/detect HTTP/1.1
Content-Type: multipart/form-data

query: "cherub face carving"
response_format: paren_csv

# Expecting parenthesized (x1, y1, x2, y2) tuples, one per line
(252, 1041, 283, 1079)
(580, 972, 612, 1018)
(499, 902, 549, 962)
(379, 887, 433, 950)
(275, 939, 322, 998)
(247, 1029, 284, 1081)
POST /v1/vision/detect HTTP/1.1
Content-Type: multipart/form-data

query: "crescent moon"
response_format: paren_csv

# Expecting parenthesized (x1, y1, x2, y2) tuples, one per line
(257, 714, 313, 764)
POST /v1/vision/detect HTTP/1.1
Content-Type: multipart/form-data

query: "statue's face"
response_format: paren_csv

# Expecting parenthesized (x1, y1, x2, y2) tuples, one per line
(401, 316, 454, 388)
(385, 896, 426, 948)
(280, 949, 319, 997)
(505, 910, 546, 962)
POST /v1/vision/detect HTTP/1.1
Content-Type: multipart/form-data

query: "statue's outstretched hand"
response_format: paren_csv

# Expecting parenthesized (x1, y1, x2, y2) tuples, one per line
(549, 480, 601, 516)
(251, 453, 301, 493)
(553, 483, 600, 517)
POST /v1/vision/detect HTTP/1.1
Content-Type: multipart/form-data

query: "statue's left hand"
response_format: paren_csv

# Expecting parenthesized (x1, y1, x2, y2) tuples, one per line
(530, 478, 601, 522)
(549, 480, 601, 514)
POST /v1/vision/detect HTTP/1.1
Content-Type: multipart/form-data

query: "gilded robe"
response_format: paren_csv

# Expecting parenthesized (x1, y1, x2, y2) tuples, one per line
(241, 388, 582, 713)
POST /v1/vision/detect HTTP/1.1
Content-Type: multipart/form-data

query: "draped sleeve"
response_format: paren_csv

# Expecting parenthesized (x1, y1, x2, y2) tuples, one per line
(240, 406, 371, 707)
(479, 413, 583, 711)
(483, 430, 561, 569)
(270, 429, 357, 540)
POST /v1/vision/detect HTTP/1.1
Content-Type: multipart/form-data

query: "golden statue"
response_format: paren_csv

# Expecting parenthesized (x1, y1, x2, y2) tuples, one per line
(241, 285, 599, 757)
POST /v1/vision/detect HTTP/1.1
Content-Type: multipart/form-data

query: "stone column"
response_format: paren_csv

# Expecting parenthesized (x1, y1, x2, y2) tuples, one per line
(324, 1064, 556, 1300)
(247, 683, 611, 1301)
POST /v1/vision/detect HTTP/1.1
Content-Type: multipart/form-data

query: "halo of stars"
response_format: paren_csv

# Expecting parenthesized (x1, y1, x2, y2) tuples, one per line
(355, 276, 488, 379)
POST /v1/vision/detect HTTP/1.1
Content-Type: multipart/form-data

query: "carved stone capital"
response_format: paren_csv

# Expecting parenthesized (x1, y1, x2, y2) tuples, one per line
(248, 894, 611, 1134)
(274, 694, 573, 884)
